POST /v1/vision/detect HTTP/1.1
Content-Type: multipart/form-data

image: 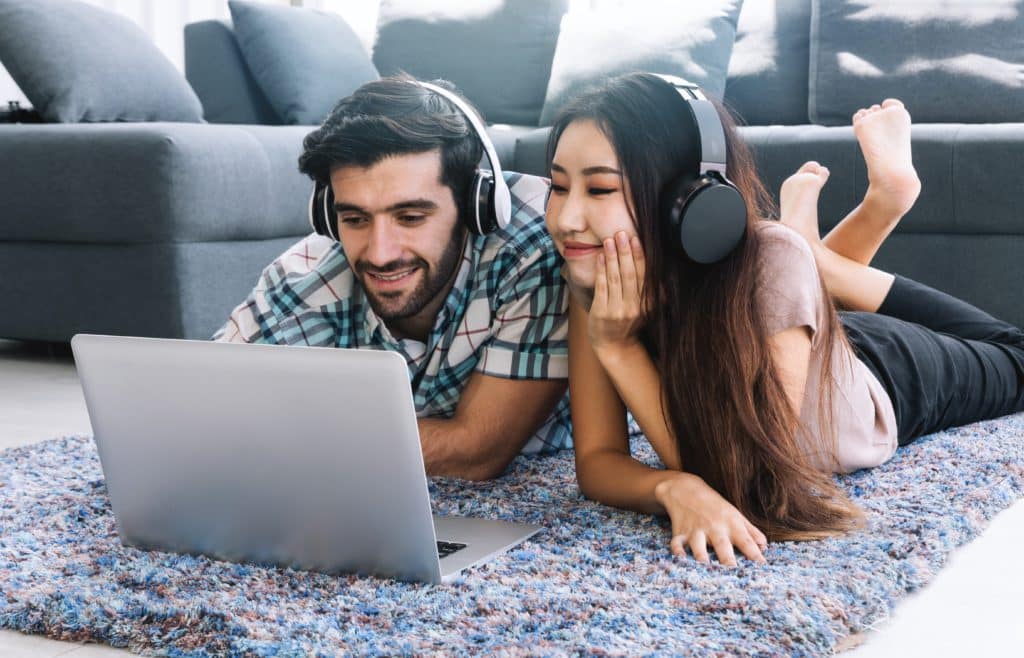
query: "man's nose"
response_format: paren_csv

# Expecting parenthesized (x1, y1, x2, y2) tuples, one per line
(364, 219, 404, 266)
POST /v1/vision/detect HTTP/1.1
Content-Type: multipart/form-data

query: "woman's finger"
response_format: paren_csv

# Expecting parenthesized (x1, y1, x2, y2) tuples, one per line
(593, 252, 609, 312)
(709, 532, 738, 567)
(630, 235, 650, 316)
(670, 534, 688, 557)
(603, 238, 623, 309)
(631, 236, 646, 289)
(734, 532, 767, 565)
(688, 531, 710, 563)
(746, 521, 768, 551)
(615, 232, 638, 307)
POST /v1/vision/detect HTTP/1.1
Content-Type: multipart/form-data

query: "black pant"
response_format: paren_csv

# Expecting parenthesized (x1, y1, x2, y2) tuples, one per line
(840, 275, 1024, 446)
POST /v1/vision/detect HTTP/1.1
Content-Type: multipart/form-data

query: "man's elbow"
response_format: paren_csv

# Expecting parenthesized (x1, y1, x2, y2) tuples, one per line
(460, 455, 511, 482)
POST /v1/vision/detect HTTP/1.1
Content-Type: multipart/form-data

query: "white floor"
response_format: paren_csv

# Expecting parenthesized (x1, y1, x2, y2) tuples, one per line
(0, 339, 1021, 657)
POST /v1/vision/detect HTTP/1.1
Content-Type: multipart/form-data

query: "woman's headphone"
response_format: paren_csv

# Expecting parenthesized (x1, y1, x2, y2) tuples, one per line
(308, 80, 512, 241)
(652, 74, 748, 264)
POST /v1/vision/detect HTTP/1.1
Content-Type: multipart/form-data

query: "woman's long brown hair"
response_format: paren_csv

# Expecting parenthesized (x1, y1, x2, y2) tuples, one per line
(547, 73, 864, 541)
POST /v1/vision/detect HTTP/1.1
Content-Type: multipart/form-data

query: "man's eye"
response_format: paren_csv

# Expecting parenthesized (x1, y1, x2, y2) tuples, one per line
(339, 216, 367, 226)
(399, 215, 426, 223)
(589, 187, 615, 196)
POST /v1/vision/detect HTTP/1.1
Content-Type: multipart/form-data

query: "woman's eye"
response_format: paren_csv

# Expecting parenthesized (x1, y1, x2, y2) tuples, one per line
(589, 187, 615, 196)
(549, 183, 568, 194)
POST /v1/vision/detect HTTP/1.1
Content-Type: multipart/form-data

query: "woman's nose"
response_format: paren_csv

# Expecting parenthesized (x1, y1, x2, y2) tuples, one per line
(553, 191, 586, 234)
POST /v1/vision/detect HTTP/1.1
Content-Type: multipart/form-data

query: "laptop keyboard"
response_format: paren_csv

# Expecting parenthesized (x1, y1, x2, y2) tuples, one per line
(437, 541, 467, 559)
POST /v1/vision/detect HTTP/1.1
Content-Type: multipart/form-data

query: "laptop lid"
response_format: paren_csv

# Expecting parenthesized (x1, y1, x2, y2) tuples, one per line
(71, 334, 444, 583)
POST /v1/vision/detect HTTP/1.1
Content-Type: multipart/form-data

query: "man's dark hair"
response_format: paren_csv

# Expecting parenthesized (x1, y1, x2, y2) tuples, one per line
(298, 74, 484, 224)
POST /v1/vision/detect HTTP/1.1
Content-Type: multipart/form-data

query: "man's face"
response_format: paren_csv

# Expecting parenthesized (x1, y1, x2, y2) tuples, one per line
(330, 150, 465, 323)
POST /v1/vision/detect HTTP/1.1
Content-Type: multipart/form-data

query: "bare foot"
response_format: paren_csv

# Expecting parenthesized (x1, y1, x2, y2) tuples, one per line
(779, 160, 830, 248)
(852, 99, 921, 218)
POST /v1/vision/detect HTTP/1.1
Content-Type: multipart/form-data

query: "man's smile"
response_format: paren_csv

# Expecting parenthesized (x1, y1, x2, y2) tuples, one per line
(364, 267, 419, 290)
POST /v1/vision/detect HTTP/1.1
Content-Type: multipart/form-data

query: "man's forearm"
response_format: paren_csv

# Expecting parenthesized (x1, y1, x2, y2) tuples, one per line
(417, 417, 509, 481)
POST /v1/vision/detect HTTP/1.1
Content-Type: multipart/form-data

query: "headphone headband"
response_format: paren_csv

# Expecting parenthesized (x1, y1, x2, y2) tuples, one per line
(412, 80, 512, 229)
(651, 74, 728, 178)
(308, 78, 512, 239)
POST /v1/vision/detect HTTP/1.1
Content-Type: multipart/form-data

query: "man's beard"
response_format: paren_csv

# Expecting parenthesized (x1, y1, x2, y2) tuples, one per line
(356, 225, 466, 322)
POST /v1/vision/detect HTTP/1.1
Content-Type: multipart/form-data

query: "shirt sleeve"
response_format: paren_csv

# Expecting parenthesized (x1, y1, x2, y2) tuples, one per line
(211, 234, 340, 343)
(756, 223, 823, 341)
(474, 244, 569, 380)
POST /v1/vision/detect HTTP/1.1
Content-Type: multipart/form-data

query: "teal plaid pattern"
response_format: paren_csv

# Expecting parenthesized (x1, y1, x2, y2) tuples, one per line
(214, 172, 571, 453)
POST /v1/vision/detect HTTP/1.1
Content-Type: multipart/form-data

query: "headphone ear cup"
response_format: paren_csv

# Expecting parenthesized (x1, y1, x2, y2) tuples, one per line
(676, 180, 748, 264)
(309, 182, 338, 241)
(470, 171, 496, 235)
(662, 173, 699, 236)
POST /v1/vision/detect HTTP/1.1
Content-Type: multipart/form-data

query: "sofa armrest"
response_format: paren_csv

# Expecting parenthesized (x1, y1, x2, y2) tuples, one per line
(0, 123, 314, 243)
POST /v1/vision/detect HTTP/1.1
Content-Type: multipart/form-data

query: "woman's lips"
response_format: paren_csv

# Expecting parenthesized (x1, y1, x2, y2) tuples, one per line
(563, 241, 602, 259)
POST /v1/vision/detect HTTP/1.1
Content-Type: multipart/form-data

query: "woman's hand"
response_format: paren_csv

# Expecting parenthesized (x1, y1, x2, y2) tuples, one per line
(655, 472, 768, 566)
(589, 231, 646, 354)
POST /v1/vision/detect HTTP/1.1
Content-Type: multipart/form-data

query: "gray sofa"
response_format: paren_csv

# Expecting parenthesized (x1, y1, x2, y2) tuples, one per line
(2, 0, 1023, 343)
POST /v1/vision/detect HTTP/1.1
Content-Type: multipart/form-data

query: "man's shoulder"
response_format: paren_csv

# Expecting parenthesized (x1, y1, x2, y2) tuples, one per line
(484, 171, 557, 265)
(260, 233, 356, 309)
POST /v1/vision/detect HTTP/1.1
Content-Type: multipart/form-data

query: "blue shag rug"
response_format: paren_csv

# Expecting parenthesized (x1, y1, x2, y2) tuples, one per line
(1, 415, 1023, 657)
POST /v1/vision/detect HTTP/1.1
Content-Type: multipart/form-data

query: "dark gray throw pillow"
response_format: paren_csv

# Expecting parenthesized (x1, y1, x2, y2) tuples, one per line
(810, 0, 1024, 125)
(228, 0, 379, 126)
(725, 0, 812, 126)
(539, 1, 744, 126)
(373, 0, 569, 126)
(0, 0, 203, 123)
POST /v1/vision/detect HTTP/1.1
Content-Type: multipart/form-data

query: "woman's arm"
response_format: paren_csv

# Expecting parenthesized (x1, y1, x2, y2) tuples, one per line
(571, 234, 768, 565)
(567, 293, 679, 513)
(592, 340, 682, 471)
(583, 233, 683, 469)
(768, 325, 813, 418)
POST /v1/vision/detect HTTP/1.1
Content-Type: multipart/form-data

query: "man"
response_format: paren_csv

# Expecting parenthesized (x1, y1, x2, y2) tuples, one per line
(214, 76, 569, 481)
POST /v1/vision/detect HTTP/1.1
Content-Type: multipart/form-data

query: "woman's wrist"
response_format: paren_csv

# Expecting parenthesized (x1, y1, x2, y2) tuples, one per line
(653, 471, 701, 505)
(592, 337, 646, 366)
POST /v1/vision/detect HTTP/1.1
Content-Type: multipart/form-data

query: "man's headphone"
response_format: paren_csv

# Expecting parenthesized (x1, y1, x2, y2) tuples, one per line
(652, 74, 748, 264)
(308, 80, 512, 241)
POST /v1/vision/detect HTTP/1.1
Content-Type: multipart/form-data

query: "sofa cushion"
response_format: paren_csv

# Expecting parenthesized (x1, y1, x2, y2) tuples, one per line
(0, 123, 314, 243)
(228, 0, 379, 126)
(809, 0, 1024, 125)
(184, 20, 280, 125)
(539, 0, 744, 126)
(725, 0, 812, 126)
(0, 0, 203, 123)
(485, 124, 539, 171)
(373, 0, 568, 126)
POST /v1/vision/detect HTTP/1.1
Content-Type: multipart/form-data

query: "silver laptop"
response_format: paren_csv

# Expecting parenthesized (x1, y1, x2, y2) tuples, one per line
(71, 334, 541, 584)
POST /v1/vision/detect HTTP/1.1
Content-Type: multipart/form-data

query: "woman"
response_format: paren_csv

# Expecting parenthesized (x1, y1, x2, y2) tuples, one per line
(544, 72, 1024, 566)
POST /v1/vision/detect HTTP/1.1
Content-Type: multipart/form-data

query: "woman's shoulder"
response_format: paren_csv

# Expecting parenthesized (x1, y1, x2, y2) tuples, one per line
(754, 220, 816, 256)
(753, 220, 819, 276)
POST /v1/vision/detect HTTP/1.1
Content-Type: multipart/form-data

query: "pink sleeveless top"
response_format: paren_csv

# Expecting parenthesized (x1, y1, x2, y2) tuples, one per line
(755, 222, 898, 473)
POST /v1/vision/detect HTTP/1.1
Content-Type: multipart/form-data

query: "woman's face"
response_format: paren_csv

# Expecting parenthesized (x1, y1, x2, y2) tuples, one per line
(546, 119, 639, 291)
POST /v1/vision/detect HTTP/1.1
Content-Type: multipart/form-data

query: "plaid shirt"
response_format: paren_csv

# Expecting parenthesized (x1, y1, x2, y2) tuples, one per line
(214, 172, 571, 453)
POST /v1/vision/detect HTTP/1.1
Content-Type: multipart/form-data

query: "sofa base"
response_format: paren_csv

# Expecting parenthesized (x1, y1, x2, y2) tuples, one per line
(0, 237, 303, 342)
